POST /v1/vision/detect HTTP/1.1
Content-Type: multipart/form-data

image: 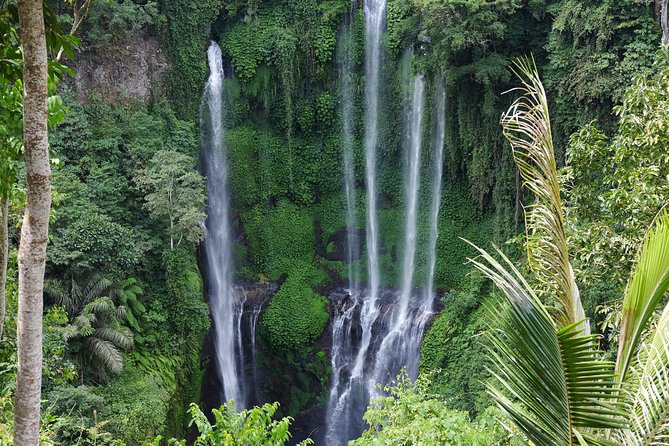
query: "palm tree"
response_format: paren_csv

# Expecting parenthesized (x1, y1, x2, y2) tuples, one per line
(46, 275, 135, 382)
(471, 58, 669, 445)
(64, 296, 134, 382)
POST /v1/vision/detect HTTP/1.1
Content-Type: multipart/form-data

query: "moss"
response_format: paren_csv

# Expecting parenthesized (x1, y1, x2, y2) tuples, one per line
(420, 274, 495, 415)
(261, 263, 329, 351)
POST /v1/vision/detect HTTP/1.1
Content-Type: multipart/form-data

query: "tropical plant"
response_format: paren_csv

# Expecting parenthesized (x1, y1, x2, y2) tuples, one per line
(168, 401, 313, 446)
(500, 56, 586, 331)
(135, 149, 206, 250)
(350, 370, 517, 445)
(471, 58, 669, 445)
(60, 296, 134, 382)
(45, 275, 137, 381)
(117, 278, 145, 335)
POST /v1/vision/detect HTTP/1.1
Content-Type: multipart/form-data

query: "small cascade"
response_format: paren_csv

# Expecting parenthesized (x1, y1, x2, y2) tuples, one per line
(201, 41, 245, 408)
(235, 284, 275, 405)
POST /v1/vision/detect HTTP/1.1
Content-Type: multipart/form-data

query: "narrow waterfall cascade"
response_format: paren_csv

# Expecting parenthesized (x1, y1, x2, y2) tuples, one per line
(397, 75, 425, 324)
(351, 0, 386, 388)
(425, 78, 446, 307)
(370, 75, 426, 387)
(325, 6, 362, 444)
(201, 41, 246, 409)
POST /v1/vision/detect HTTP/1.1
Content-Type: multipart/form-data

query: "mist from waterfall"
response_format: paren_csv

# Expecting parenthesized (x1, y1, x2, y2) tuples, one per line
(201, 41, 246, 409)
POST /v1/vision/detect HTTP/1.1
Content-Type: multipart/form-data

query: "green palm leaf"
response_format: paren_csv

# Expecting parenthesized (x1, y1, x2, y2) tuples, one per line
(84, 296, 115, 316)
(83, 337, 123, 375)
(616, 212, 669, 382)
(95, 327, 134, 350)
(469, 243, 626, 445)
(618, 313, 669, 445)
(614, 212, 669, 444)
(500, 56, 585, 330)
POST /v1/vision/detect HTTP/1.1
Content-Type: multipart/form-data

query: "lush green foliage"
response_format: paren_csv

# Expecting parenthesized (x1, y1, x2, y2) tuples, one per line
(2, 0, 669, 443)
(135, 150, 206, 249)
(177, 401, 313, 446)
(545, 0, 660, 137)
(351, 371, 517, 445)
(419, 274, 492, 414)
(563, 52, 669, 299)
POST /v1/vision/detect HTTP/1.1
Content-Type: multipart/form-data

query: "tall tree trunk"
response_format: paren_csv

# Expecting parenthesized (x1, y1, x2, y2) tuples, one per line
(0, 197, 8, 340)
(662, 0, 669, 46)
(13, 0, 51, 444)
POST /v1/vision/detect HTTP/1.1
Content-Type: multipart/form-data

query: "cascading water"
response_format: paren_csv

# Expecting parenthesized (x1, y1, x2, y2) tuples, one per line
(202, 41, 246, 409)
(325, 6, 362, 444)
(201, 9, 446, 443)
(351, 0, 386, 389)
(324, 2, 388, 443)
(370, 75, 426, 386)
(397, 75, 424, 323)
(425, 77, 446, 307)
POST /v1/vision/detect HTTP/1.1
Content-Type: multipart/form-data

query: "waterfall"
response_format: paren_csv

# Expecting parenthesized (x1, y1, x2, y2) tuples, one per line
(398, 75, 424, 323)
(371, 75, 425, 385)
(425, 77, 446, 305)
(351, 0, 386, 385)
(201, 41, 245, 408)
(325, 6, 362, 443)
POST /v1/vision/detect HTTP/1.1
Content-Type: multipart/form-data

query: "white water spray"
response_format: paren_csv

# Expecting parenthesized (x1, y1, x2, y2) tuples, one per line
(371, 75, 425, 385)
(201, 41, 244, 408)
(425, 77, 446, 305)
(352, 0, 386, 383)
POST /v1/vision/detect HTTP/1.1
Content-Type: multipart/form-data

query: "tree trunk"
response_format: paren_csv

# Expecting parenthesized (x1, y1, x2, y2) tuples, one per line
(13, 0, 51, 444)
(514, 166, 522, 232)
(662, 0, 669, 46)
(0, 197, 8, 340)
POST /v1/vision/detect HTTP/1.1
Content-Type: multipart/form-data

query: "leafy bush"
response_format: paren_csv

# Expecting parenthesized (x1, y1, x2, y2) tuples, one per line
(261, 264, 329, 351)
(172, 401, 313, 445)
(100, 364, 171, 445)
(85, 0, 160, 46)
(351, 371, 516, 445)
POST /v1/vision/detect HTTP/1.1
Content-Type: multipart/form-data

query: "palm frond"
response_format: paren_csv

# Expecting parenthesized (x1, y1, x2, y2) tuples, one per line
(617, 310, 669, 445)
(84, 297, 115, 316)
(616, 211, 669, 382)
(468, 242, 626, 445)
(500, 56, 585, 330)
(72, 312, 95, 329)
(94, 327, 134, 350)
(115, 304, 127, 321)
(43, 278, 68, 307)
(83, 337, 124, 374)
(82, 275, 116, 304)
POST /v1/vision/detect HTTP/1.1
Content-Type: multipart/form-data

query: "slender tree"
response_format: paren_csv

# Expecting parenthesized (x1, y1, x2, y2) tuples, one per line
(661, 0, 669, 46)
(13, 0, 51, 443)
(0, 197, 7, 339)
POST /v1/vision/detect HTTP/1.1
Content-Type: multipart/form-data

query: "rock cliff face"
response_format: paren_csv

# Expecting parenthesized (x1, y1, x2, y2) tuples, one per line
(74, 29, 169, 103)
